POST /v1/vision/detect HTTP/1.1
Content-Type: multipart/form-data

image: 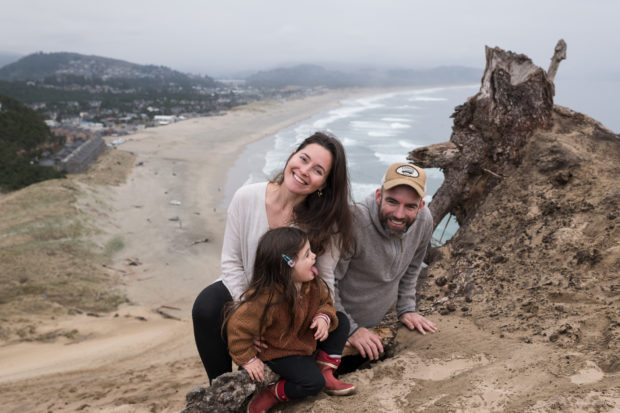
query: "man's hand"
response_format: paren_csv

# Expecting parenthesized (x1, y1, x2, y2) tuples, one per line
(243, 357, 265, 382)
(346, 327, 384, 360)
(399, 312, 437, 335)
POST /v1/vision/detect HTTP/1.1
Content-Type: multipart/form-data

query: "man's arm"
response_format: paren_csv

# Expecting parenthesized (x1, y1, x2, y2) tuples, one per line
(334, 254, 384, 360)
(395, 238, 429, 316)
(396, 210, 436, 334)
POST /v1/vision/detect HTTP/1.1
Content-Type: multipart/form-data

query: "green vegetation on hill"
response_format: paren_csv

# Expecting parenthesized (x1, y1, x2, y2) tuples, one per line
(0, 94, 65, 191)
(0, 94, 56, 148)
(0, 51, 219, 88)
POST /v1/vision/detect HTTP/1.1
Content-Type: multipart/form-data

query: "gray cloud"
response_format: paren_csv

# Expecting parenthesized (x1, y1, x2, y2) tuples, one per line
(1, 0, 618, 76)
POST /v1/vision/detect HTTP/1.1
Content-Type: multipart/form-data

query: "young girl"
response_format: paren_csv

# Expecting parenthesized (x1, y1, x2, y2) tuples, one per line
(226, 227, 355, 413)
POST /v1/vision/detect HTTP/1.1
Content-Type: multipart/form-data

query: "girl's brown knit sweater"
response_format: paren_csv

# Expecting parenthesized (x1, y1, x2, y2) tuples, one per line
(227, 281, 338, 366)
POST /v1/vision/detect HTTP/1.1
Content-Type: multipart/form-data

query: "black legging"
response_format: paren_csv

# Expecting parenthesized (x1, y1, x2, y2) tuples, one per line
(192, 280, 351, 384)
(267, 314, 350, 399)
(192, 281, 233, 383)
(266, 356, 324, 398)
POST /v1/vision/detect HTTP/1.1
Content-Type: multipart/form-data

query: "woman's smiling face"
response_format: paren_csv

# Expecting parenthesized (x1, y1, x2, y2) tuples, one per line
(283, 143, 332, 196)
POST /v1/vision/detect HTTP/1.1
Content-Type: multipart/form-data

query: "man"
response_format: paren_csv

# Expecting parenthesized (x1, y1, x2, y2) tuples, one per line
(334, 162, 437, 360)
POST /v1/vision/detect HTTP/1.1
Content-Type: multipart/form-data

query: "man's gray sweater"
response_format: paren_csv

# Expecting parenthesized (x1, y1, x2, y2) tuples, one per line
(334, 193, 433, 334)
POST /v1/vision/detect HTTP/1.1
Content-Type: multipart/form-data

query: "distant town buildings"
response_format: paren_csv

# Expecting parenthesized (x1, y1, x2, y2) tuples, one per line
(153, 115, 177, 125)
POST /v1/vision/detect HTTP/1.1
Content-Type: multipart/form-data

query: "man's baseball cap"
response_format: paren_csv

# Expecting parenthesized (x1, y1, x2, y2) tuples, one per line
(382, 162, 426, 198)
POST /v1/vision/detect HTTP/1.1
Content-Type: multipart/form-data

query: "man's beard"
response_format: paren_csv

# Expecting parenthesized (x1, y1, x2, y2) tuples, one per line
(378, 206, 414, 236)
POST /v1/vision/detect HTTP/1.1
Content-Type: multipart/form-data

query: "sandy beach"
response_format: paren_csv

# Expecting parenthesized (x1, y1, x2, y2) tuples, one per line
(1, 88, 618, 413)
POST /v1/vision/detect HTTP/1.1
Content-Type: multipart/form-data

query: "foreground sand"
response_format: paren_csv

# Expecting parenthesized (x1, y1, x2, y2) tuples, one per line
(1, 90, 618, 413)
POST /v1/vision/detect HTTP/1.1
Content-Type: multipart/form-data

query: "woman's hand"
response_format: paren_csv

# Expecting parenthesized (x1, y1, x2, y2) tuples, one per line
(243, 357, 265, 382)
(311, 317, 329, 341)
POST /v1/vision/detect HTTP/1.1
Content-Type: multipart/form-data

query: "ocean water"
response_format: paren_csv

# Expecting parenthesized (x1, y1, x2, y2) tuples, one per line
(225, 84, 479, 243)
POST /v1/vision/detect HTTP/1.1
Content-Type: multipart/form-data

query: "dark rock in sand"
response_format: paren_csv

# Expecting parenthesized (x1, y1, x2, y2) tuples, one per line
(435, 276, 447, 287)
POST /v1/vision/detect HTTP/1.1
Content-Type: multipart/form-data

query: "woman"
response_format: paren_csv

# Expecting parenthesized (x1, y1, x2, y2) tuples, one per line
(192, 131, 354, 383)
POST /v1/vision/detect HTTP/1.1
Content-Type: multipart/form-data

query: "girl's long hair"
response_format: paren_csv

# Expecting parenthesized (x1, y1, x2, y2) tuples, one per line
(272, 132, 354, 257)
(223, 227, 327, 340)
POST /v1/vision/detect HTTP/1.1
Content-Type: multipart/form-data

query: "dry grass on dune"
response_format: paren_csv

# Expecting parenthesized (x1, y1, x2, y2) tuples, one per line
(0, 149, 135, 343)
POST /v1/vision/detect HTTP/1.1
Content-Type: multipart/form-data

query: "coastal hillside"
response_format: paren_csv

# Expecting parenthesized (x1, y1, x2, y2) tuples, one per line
(0, 52, 226, 115)
(0, 52, 255, 129)
(245, 63, 480, 88)
(246, 64, 354, 88)
(0, 52, 218, 88)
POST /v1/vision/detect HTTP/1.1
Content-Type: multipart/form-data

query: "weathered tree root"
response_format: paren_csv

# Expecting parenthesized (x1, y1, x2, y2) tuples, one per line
(182, 367, 279, 413)
(409, 43, 559, 231)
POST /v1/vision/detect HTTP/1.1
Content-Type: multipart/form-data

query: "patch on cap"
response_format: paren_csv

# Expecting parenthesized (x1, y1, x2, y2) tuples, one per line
(395, 165, 419, 178)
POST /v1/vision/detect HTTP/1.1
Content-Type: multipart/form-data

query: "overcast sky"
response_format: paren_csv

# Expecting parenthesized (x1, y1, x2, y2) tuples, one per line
(1, 0, 618, 77)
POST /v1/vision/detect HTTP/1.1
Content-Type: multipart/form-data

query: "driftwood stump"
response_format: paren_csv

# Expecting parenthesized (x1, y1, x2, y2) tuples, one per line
(182, 313, 400, 413)
(409, 45, 556, 234)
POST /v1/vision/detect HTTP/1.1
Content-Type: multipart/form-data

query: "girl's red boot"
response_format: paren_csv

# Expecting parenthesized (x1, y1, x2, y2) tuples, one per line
(316, 350, 356, 396)
(247, 379, 288, 413)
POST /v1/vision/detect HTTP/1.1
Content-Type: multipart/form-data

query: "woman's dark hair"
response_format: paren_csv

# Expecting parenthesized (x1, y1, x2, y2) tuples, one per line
(272, 131, 353, 257)
(223, 227, 325, 339)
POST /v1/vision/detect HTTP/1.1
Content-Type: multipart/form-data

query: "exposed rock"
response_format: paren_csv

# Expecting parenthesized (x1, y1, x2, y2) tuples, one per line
(434, 276, 448, 287)
(412, 43, 619, 367)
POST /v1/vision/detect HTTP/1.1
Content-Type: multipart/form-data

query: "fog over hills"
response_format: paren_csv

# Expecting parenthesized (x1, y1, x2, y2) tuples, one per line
(0, 51, 481, 89)
(243, 63, 481, 88)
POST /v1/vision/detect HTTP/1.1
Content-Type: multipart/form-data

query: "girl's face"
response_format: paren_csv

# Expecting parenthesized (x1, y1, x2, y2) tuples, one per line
(283, 143, 332, 196)
(291, 240, 318, 289)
